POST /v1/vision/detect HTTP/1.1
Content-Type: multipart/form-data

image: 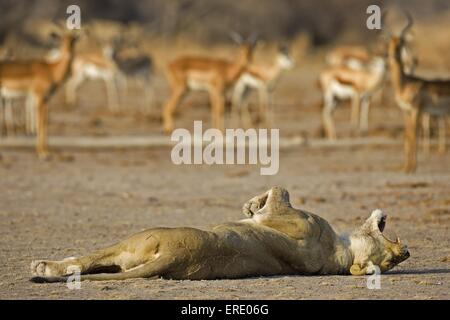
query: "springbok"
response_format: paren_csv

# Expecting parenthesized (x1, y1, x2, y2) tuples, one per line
(109, 41, 154, 114)
(65, 44, 120, 111)
(320, 56, 386, 139)
(421, 113, 447, 155)
(231, 44, 294, 128)
(326, 45, 372, 70)
(0, 38, 66, 136)
(387, 11, 450, 172)
(162, 33, 257, 133)
(0, 31, 78, 158)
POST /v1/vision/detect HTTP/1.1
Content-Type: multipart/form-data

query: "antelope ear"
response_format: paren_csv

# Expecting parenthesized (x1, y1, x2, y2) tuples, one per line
(350, 264, 367, 276)
(365, 209, 386, 232)
(229, 30, 243, 44)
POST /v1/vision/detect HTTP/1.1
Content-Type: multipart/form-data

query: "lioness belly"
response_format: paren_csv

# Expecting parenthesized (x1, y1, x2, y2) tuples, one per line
(131, 225, 298, 280)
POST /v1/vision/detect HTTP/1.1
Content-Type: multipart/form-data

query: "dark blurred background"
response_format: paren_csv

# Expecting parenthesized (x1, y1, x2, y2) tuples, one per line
(1, 0, 450, 46)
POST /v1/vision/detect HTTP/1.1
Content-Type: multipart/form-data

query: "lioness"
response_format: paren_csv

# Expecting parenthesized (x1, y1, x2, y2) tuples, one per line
(30, 187, 409, 282)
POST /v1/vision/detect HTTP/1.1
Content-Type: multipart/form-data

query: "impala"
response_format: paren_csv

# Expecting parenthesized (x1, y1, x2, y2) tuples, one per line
(387, 12, 450, 172)
(0, 31, 78, 158)
(231, 44, 294, 128)
(162, 34, 257, 133)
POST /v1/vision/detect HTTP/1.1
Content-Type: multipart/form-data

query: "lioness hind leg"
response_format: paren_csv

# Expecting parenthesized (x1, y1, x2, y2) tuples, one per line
(242, 191, 270, 217)
(31, 248, 122, 277)
(31, 255, 174, 283)
(31, 260, 69, 277)
(242, 187, 291, 217)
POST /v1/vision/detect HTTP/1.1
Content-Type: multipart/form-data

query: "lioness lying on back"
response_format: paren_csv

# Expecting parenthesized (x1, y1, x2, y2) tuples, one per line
(30, 187, 409, 282)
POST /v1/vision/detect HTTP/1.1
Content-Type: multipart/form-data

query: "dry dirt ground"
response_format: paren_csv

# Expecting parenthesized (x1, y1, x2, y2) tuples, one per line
(0, 66, 449, 300)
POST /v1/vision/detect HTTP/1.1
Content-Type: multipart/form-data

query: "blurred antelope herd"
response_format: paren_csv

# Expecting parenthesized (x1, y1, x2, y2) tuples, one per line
(0, 8, 449, 173)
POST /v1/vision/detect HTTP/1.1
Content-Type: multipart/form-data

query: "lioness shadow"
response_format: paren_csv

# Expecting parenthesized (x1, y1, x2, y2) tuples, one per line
(243, 268, 450, 280)
(386, 268, 450, 275)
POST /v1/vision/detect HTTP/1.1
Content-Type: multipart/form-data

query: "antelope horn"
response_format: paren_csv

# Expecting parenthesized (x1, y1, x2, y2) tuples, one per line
(400, 10, 414, 40)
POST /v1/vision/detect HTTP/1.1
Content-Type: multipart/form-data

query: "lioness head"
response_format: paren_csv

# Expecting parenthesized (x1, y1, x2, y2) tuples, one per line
(349, 209, 410, 275)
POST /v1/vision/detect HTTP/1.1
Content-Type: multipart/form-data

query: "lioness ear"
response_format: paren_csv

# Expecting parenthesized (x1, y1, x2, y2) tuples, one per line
(350, 264, 367, 276)
(362, 209, 386, 232)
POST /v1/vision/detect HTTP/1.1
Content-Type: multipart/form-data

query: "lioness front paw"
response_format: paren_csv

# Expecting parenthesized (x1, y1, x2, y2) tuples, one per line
(242, 192, 269, 217)
(31, 260, 65, 277)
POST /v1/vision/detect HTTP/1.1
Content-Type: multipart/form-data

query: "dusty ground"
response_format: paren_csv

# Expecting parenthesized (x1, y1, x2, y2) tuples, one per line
(0, 62, 449, 300)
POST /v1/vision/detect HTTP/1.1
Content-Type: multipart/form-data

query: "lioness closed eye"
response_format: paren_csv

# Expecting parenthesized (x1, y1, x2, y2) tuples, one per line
(30, 187, 409, 282)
